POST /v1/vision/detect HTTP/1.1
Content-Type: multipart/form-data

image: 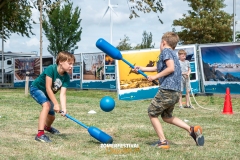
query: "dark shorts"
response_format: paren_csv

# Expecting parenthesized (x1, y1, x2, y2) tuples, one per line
(30, 86, 55, 116)
(148, 88, 180, 118)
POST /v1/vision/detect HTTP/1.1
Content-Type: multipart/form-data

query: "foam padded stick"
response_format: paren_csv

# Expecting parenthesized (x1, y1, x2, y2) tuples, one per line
(63, 112, 113, 144)
(96, 38, 158, 85)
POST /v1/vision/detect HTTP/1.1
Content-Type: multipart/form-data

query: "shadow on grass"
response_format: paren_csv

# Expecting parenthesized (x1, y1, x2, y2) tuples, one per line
(146, 140, 187, 147)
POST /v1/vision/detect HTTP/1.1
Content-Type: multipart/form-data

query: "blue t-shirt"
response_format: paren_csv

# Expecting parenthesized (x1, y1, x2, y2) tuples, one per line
(32, 64, 70, 95)
(157, 48, 181, 91)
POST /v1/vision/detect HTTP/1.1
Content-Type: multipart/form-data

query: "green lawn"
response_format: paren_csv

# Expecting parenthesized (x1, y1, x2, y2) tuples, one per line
(0, 89, 240, 160)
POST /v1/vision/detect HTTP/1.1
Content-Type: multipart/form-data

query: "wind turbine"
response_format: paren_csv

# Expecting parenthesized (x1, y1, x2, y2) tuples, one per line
(101, 0, 118, 44)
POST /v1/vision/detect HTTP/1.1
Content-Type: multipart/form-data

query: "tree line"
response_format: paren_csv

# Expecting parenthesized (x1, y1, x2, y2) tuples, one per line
(0, 0, 239, 56)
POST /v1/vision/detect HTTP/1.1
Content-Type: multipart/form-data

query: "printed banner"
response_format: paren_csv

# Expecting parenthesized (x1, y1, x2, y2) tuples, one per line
(81, 52, 116, 89)
(68, 53, 81, 88)
(116, 49, 159, 100)
(117, 46, 200, 101)
(173, 45, 200, 93)
(199, 43, 240, 94)
(14, 57, 53, 87)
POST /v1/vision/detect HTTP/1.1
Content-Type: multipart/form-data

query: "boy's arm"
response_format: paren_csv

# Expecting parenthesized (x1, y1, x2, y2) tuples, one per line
(187, 61, 191, 76)
(46, 76, 60, 112)
(134, 66, 157, 72)
(60, 87, 67, 116)
(187, 67, 191, 76)
(182, 62, 191, 76)
(147, 59, 174, 81)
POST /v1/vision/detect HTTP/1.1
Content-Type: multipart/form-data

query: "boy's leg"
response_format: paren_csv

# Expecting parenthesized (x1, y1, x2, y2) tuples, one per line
(46, 115, 55, 127)
(38, 102, 51, 131)
(149, 115, 169, 149)
(35, 102, 52, 142)
(163, 116, 204, 146)
(157, 90, 204, 146)
(185, 78, 192, 108)
(185, 90, 190, 106)
(44, 102, 60, 134)
(162, 116, 190, 132)
(30, 87, 53, 142)
(179, 78, 184, 108)
(148, 89, 179, 149)
(179, 92, 183, 108)
(149, 115, 166, 141)
(45, 101, 55, 127)
(45, 114, 60, 134)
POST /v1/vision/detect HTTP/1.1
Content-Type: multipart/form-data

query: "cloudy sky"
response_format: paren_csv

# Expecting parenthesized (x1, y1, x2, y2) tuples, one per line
(1, 0, 239, 56)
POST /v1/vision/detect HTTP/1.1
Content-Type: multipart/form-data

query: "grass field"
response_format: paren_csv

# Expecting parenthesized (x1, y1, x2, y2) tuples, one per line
(0, 88, 240, 160)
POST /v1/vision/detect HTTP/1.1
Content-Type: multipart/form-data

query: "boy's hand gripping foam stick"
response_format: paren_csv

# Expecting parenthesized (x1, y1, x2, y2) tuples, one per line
(96, 38, 158, 85)
(61, 111, 113, 144)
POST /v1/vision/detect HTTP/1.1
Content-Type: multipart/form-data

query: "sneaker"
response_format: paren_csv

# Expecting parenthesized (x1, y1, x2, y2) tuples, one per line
(190, 126, 204, 146)
(151, 140, 160, 146)
(35, 134, 52, 143)
(44, 126, 60, 134)
(156, 140, 170, 149)
(184, 105, 192, 108)
(179, 106, 183, 109)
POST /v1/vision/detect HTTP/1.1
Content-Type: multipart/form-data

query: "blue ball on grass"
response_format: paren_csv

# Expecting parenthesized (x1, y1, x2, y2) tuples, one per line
(100, 96, 115, 112)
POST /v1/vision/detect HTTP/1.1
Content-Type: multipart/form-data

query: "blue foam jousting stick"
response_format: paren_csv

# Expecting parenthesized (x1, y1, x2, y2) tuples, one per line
(96, 38, 158, 85)
(64, 113, 113, 144)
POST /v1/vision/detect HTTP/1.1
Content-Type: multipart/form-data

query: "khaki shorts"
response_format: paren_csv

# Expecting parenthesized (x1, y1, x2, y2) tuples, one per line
(181, 76, 190, 92)
(148, 88, 180, 118)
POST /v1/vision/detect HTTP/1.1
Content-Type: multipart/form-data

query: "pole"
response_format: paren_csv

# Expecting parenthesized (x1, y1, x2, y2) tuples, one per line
(110, 9, 112, 44)
(110, 0, 112, 44)
(233, 0, 236, 42)
(1, 21, 4, 84)
(25, 71, 30, 95)
(39, 0, 43, 73)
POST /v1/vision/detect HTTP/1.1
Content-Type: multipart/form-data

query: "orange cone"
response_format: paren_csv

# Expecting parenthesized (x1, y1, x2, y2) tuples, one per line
(222, 88, 233, 114)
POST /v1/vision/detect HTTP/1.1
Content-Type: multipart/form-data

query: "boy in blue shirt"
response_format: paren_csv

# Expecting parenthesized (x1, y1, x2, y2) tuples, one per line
(134, 32, 204, 149)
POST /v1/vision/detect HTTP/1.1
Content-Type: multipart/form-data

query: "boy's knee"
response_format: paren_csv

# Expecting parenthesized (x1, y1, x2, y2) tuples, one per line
(148, 113, 159, 119)
(48, 110, 55, 116)
(162, 116, 173, 123)
(162, 117, 169, 123)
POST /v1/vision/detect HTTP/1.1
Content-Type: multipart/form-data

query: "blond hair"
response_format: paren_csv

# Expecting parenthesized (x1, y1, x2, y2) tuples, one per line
(162, 32, 179, 50)
(178, 49, 187, 56)
(56, 51, 76, 65)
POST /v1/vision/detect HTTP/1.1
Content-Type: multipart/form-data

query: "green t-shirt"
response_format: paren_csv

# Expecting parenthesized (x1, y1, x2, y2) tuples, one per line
(32, 64, 70, 95)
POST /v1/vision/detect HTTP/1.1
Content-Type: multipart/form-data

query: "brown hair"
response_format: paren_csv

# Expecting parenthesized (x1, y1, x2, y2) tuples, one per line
(162, 32, 179, 50)
(56, 51, 76, 65)
(178, 49, 187, 56)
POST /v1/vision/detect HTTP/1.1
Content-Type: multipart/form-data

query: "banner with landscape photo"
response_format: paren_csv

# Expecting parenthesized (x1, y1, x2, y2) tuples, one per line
(199, 43, 240, 94)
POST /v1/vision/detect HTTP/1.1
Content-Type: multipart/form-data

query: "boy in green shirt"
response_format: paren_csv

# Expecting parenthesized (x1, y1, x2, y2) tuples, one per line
(30, 51, 75, 142)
